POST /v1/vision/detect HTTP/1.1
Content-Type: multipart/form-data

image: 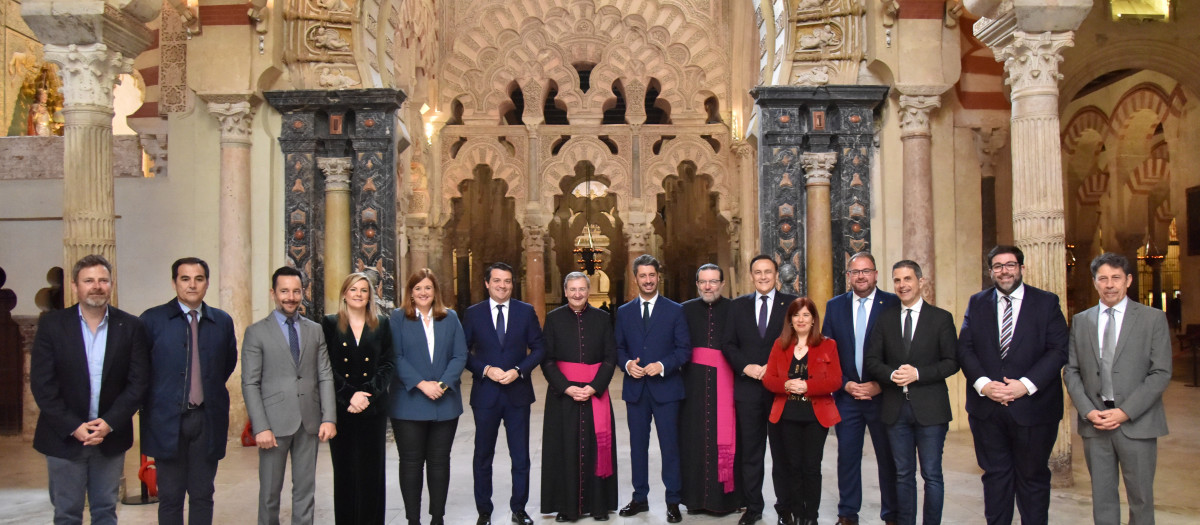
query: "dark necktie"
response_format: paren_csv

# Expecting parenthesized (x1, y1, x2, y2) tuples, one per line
(286, 316, 301, 365)
(903, 308, 913, 352)
(496, 304, 506, 345)
(188, 310, 203, 406)
(999, 295, 1013, 360)
(758, 295, 769, 338)
(642, 301, 651, 331)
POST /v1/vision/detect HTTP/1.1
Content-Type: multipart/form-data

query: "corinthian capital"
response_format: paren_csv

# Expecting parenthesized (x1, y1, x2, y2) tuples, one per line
(202, 94, 258, 145)
(43, 44, 133, 108)
(522, 224, 548, 252)
(998, 31, 1075, 94)
(624, 222, 654, 252)
(317, 157, 353, 191)
(801, 152, 838, 186)
(897, 94, 943, 138)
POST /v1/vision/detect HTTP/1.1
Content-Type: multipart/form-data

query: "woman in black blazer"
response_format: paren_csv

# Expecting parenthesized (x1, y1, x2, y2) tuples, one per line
(321, 272, 394, 525)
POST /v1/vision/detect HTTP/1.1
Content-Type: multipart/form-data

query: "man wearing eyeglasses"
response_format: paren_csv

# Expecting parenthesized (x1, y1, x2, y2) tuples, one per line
(821, 252, 900, 525)
(956, 245, 1068, 524)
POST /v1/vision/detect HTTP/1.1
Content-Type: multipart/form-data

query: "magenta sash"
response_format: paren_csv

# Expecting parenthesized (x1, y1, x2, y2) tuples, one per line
(691, 346, 737, 493)
(556, 362, 614, 478)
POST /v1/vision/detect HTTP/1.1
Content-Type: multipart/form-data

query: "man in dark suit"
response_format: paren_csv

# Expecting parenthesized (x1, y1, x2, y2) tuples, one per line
(822, 252, 900, 525)
(140, 257, 239, 525)
(1065, 252, 1172, 525)
(723, 254, 797, 525)
(615, 254, 691, 523)
(31, 254, 150, 525)
(464, 262, 546, 525)
(864, 260, 958, 525)
(957, 245, 1068, 525)
(242, 266, 337, 525)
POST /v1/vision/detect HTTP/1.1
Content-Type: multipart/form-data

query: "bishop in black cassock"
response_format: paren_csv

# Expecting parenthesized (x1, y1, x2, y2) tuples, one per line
(679, 265, 742, 515)
(540, 273, 619, 522)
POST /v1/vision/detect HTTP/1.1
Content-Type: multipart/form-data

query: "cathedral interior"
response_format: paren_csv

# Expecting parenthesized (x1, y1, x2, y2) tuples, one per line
(1, 0, 1199, 513)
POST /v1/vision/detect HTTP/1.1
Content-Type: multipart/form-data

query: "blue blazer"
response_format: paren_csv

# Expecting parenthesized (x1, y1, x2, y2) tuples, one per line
(615, 296, 692, 403)
(139, 300, 238, 461)
(387, 309, 468, 421)
(822, 289, 900, 387)
(957, 285, 1068, 426)
(463, 299, 545, 408)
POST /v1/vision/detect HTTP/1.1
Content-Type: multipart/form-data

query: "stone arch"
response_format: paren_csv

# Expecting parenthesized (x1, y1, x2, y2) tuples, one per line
(1061, 105, 1110, 156)
(642, 135, 734, 219)
(1110, 83, 1171, 141)
(1128, 158, 1170, 196)
(1077, 172, 1109, 206)
(540, 137, 632, 215)
(441, 139, 527, 212)
(1062, 39, 1200, 110)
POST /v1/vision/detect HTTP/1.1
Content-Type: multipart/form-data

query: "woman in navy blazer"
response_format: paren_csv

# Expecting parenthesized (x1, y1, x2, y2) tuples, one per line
(388, 268, 467, 525)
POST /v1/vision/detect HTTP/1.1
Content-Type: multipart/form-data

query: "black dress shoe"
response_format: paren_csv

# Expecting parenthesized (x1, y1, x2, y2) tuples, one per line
(555, 513, 575, 523)
(775, 515, 792, 525)
(666, 504, 682, 523)
(511, 510, 534, 525)
(591, 511, 609, 521)
(738, 510, 763, 525)
(476, 513, 491, 525)
(430, 519, 444, 525)
(618, 500, 649, 516)
(836, 517, 859, 525)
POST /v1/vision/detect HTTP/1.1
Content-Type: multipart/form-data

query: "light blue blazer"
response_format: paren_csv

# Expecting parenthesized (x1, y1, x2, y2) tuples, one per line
(387, 309, 468, 421)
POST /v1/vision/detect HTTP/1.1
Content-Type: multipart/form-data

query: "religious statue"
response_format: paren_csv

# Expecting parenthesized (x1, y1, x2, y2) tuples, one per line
(798, 24, 841, 50)
(26, 88, 53, 136)
(796, 65, 832, 86)
(312, 26, 351, 51)
(318, 67, 361, 89)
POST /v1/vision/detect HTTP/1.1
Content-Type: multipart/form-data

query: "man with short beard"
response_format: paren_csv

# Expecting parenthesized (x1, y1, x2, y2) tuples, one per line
(679, 263, 741, 515)
(31, 254, 150, 525)
(956, 245, 1068, 525)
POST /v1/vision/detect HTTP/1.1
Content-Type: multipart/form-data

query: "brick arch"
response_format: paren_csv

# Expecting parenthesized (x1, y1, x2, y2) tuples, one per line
(540, 137, 632, 216)
(1127, 158, 1170, 196)
(642, 135, 734, 219)
(441, 139, 527, 207)
(1061, 106, 1110, 156)
(1077, 172, 1109, 206)
(1110, 83, 1171, 140)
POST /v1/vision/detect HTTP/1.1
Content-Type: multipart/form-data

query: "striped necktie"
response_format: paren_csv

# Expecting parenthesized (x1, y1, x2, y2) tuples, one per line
(999, 295, 1013, 360)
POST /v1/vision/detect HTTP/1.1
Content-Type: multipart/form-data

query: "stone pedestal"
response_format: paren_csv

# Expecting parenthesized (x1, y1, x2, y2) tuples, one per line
(802, 152, 837, 317)
(897, 89, 946, 303)
(751, 86, 889, 295)
(265, 89, 406, 317)
(319, 157, 353, 312)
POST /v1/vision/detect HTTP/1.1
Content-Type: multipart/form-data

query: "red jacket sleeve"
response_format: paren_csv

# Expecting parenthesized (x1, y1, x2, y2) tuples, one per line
(762, 339, 789, 394)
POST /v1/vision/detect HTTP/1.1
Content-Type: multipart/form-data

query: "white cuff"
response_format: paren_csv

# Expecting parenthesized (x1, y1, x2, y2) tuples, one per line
(1019, 377, 1038, 395)
(973, 376, 991, 396)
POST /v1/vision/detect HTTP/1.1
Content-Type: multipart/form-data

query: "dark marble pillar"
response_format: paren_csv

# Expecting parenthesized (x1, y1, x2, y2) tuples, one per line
(265, 89, 407, 318)
(752, 86, 889, 295)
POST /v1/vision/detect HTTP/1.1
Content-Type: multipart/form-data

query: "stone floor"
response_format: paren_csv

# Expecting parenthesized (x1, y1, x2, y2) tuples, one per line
(3, 355, 1199, 525)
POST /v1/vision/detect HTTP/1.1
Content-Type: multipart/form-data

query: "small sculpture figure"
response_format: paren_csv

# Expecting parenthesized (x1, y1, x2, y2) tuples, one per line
(798, 24, 841, 51)
(312, 27, 351, 51)
(318, 67, 361, 89)
(797, 0, 826, 10)
(317, 0, 351, 13)
(796, 65, 832, 86)
(27, 88, 53, 136)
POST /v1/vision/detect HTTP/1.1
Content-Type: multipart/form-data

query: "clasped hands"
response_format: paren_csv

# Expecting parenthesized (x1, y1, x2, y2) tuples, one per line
(980, 377, 1030, 406)
(72, 418, 112, 446)
(626, 358, 664, 378)
(484, 365, 519, 384)
(254, 422, 337, 450)
(784, 378, 808, 396)
(564, 385, 597, 402)
(347, 391, 372, 413)
(891, 364, 919, 387)
(1085, 408, 1129, 431)
(742, 364, 766, 381)
(844, 380, 882, 400)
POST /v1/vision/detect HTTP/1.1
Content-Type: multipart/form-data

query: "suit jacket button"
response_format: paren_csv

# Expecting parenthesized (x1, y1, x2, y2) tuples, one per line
(342, 342, 347, 346)
(344, 357, 349, 362)
(365, 357, 370, 361)
(363, 372, 368, 377)
(345, 374, 350, 378)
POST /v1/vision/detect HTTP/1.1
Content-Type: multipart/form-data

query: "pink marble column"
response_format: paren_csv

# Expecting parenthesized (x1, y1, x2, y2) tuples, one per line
(897, 90, 944, 303)
(523, 224, 548, 324)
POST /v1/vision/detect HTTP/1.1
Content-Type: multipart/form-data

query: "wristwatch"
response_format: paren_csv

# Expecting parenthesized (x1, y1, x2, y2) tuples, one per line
(437, 381, 449, 392)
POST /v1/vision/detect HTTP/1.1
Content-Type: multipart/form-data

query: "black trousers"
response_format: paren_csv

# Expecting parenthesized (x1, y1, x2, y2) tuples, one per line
(734, 394, 792, 515)
(331, 411, 387, 525)
(392, 418, 459, 523)
(156, 408, 218, 525)
(776, 419, 830, 520)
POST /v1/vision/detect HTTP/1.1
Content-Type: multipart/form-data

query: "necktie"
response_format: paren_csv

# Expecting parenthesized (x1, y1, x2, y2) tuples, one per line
(496, 304, 506, 345)
(903, 308, 913, 352)
(286, 316, 301, 365)
(854, 297, 868, 378)
(1101, 307, 1116, 401)
(999, 295, 1013, 360)
(758, 295, 769, 338)
(188, 310, 203, 406)
(642, 301, 651, 331)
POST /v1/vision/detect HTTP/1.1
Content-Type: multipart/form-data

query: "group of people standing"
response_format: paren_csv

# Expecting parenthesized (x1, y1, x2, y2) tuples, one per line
(29, 244, 1171, 525)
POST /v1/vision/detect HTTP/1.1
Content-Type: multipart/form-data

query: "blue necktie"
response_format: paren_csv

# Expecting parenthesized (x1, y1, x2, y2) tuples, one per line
(758, 295, 769, 338)
(286, 316, 301, 365)
(854, 297, 868, 379)
(496, 304, 506, 346)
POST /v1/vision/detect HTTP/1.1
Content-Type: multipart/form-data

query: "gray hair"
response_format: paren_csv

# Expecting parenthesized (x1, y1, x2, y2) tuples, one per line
(563, 271, 591, 289)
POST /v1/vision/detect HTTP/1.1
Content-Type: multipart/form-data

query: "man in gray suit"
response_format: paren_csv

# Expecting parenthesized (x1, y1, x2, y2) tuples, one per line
(1065, 252, 1172, 525)
(242, 267, 337, 525)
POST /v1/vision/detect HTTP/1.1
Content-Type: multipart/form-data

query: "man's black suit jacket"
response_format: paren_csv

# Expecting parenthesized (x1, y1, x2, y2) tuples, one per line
(722, 291, 798, 403)
(30, 305, 150, 458)
(863, 302, 958, 426)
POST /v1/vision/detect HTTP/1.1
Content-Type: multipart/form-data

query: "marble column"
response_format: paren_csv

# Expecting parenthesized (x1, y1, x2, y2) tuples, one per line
(522, 224, 548, 323)
(624, 221, 654, 301)
(45, 44, 133, 303)
(319, 157, 353, 311)
(897, 89, 944, 303)
(802, 152, 837, 317)
(202, 95, 257, 438)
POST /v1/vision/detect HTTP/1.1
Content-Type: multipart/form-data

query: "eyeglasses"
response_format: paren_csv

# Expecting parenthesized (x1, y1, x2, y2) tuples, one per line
(846, 269, 876, 277)
(990, 262, 1020, 272)
(696, 279, 723, 286)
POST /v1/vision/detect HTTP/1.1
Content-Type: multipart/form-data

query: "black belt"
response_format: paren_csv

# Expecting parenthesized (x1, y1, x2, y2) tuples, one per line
(1103, 400, 1116, 409)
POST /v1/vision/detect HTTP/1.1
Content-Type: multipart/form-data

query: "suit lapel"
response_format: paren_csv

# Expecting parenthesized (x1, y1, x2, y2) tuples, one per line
(767, 295, 789, 341)
(1113, 302, 1138, 362)
(101, 314, 122, 379)
(865, 293, 885, 338)
(265, 314, 298, 370)
(1086, 306, 1103, 364)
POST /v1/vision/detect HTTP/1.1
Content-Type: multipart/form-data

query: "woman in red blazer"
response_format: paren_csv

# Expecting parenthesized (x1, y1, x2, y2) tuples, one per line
(763, 297, 842, 525)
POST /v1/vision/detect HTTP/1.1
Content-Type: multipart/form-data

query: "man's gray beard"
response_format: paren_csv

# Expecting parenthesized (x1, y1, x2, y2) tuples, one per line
(83, 295, 108, 308)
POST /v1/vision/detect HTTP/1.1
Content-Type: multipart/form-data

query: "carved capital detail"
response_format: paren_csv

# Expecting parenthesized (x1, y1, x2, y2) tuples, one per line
(43, 44, 133, 109)
(998, 31, 1075, 95)
(972, 126, 1009, 179)
(407, 226, 432, 252)
(897, 94, 942, 138)
(522, 224, 548, 252)
(624, 222, 654, 252)
(202, 96, 257, 144)
(801, 152, 838, 186)
(317, 157, 353, 191)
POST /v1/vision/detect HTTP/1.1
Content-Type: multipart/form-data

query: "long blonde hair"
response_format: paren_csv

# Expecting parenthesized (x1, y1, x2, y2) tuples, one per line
(336, 272, 381, 332)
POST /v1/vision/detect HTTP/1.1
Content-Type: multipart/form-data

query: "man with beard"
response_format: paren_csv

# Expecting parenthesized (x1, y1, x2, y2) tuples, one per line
(822, 253, 900, 525)
(956, 245, 1068, 524)
(540, 272, 619, 522)
(242, 266, 337, 525)
(679, 263, 741, 516)
(31, 254, 150, 525)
